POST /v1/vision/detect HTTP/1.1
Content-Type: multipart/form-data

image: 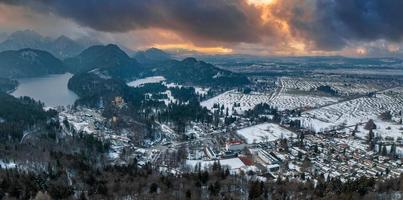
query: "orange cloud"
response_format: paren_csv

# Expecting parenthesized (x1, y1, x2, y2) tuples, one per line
(2, 0, 403, 57)
(153, 43, 233, 54)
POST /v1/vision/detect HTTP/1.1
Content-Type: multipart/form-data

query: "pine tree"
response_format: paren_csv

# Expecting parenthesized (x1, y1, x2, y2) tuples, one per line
(369, 140, 375, 151)
(364, 119, 376, 130)
(390, 143, 396, 156)
(368, 129, 374, 143)
(382, 145, 388, 156)
(378, 143, 382, 154)
(352, 124, 358, 137)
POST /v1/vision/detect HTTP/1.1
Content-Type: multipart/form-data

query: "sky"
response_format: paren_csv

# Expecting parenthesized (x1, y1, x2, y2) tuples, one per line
(0, 0, 403, 57)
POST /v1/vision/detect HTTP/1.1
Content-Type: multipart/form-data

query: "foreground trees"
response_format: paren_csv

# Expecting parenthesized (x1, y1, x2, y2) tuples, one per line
(1, 158, 402, 200)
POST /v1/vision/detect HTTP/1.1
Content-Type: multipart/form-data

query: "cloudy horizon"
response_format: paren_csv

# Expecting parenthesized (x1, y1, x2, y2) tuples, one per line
(1, 0, 403, 57)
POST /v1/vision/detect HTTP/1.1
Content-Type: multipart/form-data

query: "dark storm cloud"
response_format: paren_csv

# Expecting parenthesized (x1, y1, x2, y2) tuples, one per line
(2, 0, 403, 51)
(291, 0, 403, 50)
(334, 0, 403, 41)
(0, 0, 262, 43)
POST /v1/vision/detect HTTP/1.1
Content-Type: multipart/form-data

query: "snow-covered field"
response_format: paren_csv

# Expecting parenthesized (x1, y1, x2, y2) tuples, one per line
(127, 76, 166, 87)
(237, 123, 297, 144)
(341, 119, 403, 141)
(300, 87, 403, 135)
(127, 77, 209, 105)
(201, 90, 339, 115)
(201, 90, 273, 115)
(270, 93, 339, 110)
(281, 77, 381, 95)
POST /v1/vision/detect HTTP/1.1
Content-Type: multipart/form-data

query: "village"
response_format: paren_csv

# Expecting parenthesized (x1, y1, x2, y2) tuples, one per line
(57, 91, 403, 186)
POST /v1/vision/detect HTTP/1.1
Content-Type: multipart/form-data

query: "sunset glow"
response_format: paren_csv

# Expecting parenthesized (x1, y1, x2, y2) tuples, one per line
(0, 0, 402, 57)
(153, 44, 233, 54)
(247, 0, 276, 6)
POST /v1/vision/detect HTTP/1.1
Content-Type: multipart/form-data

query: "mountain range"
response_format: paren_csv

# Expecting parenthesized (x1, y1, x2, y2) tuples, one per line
(0, 35, 250, 89)
(0, 30, 99, 58)
(66, 44, 249, 87)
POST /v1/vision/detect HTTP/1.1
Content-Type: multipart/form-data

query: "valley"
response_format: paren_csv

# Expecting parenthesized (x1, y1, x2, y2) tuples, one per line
(0, 31, 402, 200)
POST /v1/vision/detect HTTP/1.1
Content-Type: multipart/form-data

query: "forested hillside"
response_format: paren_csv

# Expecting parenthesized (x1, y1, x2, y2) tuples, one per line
(0, 49, 66, 78)
(0, 92, 57, 142)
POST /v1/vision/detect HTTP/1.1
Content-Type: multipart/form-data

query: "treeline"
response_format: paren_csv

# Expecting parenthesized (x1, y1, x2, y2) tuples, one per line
(158, 102, 212, 134)
(0, 78, 17, 92)
(244, 103, 281, 122)
(0, 92, 57, 142)
(249, 173, 403, 199)
(1, 156, 402, 200)
(314, 85, 338, 96)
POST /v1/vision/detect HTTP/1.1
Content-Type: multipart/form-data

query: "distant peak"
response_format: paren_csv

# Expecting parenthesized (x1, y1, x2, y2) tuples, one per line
(85, 44, 123, 52)
(182, 57, 198, 63)
(106, 44, 119, 48)
(134, 47, 171, 63)
(146, 47, 165, 53)
(9, 29, 42, 39)
(55, 35, 72, 41)
(104, 44, 127, 55)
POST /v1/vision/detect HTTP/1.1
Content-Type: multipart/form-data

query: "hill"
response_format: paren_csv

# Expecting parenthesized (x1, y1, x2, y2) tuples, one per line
(66, 45, 249, 107)
(68, 72, 128, 98)
(0, 92, 57, 141)
(64, 44, 141, 76)
(0, 48, 66, 78)
(151, 57, 250, 87)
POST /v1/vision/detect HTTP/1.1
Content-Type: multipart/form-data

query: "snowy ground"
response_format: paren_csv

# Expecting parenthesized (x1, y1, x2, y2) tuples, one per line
(59, 108, 133, 160)
(281, 77, 382, 96)
(0, 160, 16, 169)
(300, 87, 403, 135)
(127, 76, 166, 87)
(160, 90, 177, 105)
(127, 77, 209, 105)
(200, 89, 339, 115)
(200, 77, 347, 115)
(201, 90, 273, 115)
(236, 123, 297, 144)
(345, 119, 403, 141)
(194, 86, 210, 96)
(270, 93, 339, 110)
(186, 157, 246, 171)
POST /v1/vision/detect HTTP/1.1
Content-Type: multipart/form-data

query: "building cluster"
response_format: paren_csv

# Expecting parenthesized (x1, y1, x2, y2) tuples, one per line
(185, 126, 403, 183)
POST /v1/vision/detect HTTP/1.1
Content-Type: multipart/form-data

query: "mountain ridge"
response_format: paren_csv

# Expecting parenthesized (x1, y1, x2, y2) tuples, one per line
(0, 30, 100, 58)
(0, 48, 66, 78)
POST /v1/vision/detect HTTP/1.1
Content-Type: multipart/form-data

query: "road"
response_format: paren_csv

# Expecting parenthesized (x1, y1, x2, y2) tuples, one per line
(269, 77, 283, 101)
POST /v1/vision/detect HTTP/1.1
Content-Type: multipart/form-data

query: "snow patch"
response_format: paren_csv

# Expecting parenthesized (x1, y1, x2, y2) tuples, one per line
(237, 123, 297, 144)
(127, 76, 166, 87)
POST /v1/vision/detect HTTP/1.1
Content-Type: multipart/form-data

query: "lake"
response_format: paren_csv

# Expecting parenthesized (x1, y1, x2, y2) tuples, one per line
(11, 73, 78, 107)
